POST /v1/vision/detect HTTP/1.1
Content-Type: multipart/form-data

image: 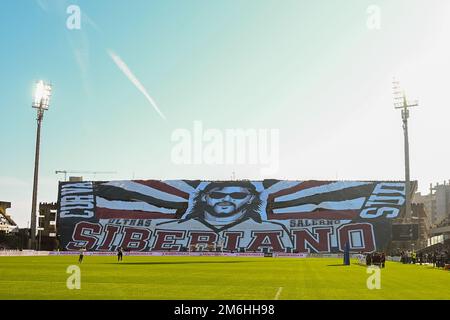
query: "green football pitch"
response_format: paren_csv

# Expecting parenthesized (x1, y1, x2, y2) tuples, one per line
(0, 256, 449, 300)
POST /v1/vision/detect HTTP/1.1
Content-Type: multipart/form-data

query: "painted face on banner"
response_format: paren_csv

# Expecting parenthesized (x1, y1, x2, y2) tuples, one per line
(202, 186, 254, 217)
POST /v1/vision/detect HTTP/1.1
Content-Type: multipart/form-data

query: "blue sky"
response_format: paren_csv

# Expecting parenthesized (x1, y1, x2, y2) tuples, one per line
(1, 0, 450, 227)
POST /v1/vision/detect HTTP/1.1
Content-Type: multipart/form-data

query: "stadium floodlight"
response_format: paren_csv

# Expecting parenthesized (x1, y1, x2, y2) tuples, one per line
(30, 80, 52, 250)
(392, 78, 418, 224)
(33, 80, 52, 110)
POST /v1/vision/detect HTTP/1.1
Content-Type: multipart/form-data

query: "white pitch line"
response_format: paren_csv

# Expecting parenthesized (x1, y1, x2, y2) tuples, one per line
(274, 287, 283, 300)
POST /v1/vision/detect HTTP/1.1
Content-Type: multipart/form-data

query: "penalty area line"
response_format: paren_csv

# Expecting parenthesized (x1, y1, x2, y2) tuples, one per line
(274, 287, 283, 300)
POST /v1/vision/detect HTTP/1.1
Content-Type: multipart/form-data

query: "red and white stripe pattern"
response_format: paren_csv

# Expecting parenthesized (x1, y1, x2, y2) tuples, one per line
(94, 180, 379, 221)
(266, 181, 375, 220)
(95, 180, 192, 219)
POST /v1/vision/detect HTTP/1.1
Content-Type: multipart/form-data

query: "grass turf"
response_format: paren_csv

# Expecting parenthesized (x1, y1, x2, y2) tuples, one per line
(0, 256, 448, 300)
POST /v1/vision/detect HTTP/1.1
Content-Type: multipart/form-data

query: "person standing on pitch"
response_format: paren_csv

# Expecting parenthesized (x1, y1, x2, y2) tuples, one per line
(117, 247, 123, 262)
(79, 246, 86, 263)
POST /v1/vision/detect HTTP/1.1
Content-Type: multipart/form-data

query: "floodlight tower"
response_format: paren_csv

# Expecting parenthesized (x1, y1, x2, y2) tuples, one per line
(30, 80, 52, 249)
(393, 79, 418, 222)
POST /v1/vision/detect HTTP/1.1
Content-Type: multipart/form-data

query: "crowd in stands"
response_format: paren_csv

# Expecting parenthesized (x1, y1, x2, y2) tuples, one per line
(434, 218, 450, 228)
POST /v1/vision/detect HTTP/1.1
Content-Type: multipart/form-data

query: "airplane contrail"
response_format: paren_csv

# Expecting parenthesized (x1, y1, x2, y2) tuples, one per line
(35, 0, 49, 12)
(107, 49, 166, 120)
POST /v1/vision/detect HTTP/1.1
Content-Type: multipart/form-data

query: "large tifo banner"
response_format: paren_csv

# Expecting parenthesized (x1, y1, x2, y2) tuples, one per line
(57, 180, 415, 253)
